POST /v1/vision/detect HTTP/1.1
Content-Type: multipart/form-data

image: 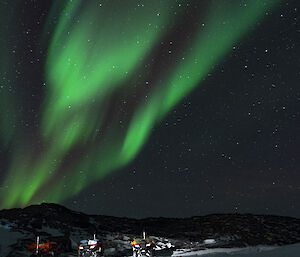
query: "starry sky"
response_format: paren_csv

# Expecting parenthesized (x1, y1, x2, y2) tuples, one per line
(0, 0, 299, 218)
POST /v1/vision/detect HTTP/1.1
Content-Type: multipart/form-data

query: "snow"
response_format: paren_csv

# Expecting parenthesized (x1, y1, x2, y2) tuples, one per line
(203, 239, 216, 244)
(173, 247, 253, 256)
(235, 243, 300, 257)
(171, 243, 300, 257)
(38, 244, 300, 257)
(0, 224, 11, 230)
(0, 227, 25, 256)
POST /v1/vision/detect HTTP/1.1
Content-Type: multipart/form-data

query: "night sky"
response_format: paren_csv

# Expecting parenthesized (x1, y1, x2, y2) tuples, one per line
(0, 0, 299, 218)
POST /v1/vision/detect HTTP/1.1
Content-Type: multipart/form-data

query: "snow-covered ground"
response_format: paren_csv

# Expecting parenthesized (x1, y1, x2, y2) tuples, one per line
(0, 224, 27, 256)
(55, 244, 300, 257)
(1, 224, 300, 257)
(1, 204, 300, 257)
(172, 243, 300, 257)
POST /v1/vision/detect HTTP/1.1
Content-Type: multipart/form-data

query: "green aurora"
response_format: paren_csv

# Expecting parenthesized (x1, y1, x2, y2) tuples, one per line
(0, 0, 283, 209)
